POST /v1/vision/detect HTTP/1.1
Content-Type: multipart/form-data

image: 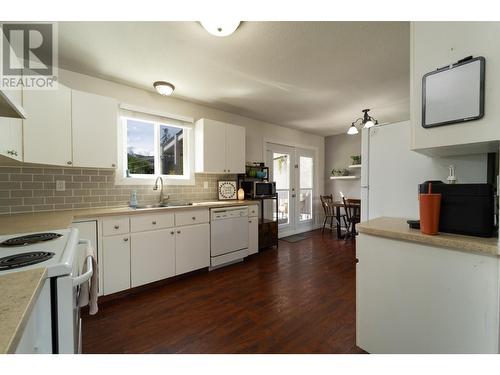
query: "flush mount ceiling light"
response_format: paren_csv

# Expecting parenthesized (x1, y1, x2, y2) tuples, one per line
(200, 21, 241, 37)
(153, 81, 175, 96)
(347, 109, 379, 135)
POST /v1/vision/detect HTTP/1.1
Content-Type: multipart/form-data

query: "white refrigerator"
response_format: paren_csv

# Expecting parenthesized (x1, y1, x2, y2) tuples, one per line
(360, 121, 488, 222)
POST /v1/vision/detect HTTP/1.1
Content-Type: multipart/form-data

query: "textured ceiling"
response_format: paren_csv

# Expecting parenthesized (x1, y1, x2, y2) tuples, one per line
(58, 21, 410, 136)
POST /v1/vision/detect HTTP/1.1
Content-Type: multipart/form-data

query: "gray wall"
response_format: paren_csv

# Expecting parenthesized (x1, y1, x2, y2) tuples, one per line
(324, 133, 361, 200)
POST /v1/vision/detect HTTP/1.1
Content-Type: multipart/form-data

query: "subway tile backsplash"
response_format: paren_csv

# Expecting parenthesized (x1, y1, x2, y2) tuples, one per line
(0, 165, 236, 215)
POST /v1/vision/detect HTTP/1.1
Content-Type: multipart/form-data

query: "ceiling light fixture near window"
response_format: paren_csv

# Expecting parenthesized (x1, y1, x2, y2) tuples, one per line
(346, 109, 378, 135)
(153, 81, 175, 96)
(200, 21, 241, 37)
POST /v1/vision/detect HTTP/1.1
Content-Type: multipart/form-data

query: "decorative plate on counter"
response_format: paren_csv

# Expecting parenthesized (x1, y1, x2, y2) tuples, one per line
(218, 180, 237, 200)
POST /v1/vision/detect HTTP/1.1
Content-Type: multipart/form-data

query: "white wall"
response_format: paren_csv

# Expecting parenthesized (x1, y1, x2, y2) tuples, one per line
(411, 22, 500, 152)
(59, 69, 325, 225)
(324, 132, 361, 200)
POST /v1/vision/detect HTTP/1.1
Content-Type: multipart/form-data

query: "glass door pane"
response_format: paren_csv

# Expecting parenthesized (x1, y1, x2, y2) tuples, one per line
(273, 152, 290, 225)
(299, 156, 313, 222)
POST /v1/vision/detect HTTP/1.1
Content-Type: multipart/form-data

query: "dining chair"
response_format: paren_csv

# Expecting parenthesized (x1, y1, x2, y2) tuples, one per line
(342, 197, 361, 240)
(320, 194, 346, 233)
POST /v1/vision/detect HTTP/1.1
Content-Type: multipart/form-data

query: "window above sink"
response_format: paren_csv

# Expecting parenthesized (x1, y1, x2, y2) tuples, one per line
(116, 108, 195, 186)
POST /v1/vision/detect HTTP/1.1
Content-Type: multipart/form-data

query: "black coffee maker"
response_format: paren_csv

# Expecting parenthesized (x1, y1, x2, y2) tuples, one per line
(418, 181, 496, 238)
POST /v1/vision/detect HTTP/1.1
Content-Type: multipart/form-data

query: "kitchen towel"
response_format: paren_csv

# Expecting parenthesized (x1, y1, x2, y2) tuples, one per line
(78, 244, 99, 315)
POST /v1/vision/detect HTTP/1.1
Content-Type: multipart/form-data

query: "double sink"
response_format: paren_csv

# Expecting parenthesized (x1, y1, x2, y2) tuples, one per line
(133, 202, 194, 210)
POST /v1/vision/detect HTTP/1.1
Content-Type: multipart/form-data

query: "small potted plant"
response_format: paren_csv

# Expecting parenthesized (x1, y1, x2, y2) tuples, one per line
(332, 168, 350, 176)
(351, 155, 361, 165)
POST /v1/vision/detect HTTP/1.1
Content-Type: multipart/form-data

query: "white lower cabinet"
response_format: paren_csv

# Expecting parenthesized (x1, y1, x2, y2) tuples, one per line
(248, 218, 258, 255)
(357, 233, 500, 354)
(131, 229, 175, 287)
(175, 223, 210, 275)
(101, 209, 211, 296)
(102, 234, 131, 295)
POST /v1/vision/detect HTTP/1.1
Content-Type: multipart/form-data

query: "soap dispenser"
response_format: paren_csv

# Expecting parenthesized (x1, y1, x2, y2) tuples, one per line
(129, 190, 138, 208)
(447, 165, 457, 184)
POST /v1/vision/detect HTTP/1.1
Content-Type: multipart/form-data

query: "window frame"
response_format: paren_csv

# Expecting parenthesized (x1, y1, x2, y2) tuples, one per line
(116, 115, 195, 186)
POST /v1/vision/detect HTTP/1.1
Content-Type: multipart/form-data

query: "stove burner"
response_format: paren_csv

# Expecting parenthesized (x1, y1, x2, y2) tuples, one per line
(0, 232, 62, 247)
(0, 251, 55, 270)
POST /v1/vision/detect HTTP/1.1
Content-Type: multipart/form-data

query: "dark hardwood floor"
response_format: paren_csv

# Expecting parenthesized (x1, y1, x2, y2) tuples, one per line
(82, 229, 364, 353)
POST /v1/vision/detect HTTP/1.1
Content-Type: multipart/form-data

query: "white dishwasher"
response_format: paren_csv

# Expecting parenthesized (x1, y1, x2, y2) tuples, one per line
(210, 206, 249, 268)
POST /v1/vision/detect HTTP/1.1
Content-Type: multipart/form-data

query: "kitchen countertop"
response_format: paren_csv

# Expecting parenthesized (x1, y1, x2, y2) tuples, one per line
(0, 200, 259, 235)
(0, 268, 47, 354)
(357, 217, 499, 256)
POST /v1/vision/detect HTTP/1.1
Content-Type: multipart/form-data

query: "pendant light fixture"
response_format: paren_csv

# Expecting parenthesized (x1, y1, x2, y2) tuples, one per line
(346, 109, 379, 135)
(153, 81, 175, 96)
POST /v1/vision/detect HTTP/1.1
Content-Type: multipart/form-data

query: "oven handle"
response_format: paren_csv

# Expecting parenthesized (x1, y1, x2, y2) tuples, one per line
(72, 239, 94, 287)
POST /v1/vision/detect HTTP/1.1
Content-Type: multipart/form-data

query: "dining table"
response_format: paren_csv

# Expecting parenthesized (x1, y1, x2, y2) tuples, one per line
(330, 201, 361, 239)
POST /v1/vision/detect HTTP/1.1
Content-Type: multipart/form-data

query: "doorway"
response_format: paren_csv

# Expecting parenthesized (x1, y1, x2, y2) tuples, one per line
(266, 143, 315, 237)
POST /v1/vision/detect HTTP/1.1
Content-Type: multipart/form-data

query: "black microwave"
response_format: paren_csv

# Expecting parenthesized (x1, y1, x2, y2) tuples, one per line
(241, 181, 276, 198)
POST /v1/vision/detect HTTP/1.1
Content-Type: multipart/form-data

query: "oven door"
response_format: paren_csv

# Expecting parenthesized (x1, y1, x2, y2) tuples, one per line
(56, 239, 93, 354)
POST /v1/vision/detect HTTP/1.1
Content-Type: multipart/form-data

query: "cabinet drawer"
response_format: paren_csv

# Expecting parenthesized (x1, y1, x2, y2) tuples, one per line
(249, 205, 259, 217)
(102, 216, 130, 236)
(175, 208, 209, 227)
(130, 212, 175, 233)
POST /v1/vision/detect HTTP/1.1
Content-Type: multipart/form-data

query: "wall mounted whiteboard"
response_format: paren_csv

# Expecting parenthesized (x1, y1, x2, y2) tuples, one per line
(422, 56, 485, 128)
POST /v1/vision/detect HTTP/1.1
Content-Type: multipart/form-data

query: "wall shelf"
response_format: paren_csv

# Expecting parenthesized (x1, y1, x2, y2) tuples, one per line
(330, 176, 359, 180)
(348, 164, 362, 169)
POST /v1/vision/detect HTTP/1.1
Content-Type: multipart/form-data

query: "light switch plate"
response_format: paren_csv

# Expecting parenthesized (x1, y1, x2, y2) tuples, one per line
(56, 180, 65, 191)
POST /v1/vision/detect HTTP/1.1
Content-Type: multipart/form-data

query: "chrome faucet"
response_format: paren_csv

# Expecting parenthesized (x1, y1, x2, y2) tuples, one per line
(153, 176, 168, 204)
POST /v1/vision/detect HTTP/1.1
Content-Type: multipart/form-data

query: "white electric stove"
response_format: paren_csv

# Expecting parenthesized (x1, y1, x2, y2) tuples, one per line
(0, 228, 94, 354)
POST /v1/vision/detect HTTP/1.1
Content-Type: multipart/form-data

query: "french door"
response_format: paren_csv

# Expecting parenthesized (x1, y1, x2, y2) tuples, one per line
(266, 143, 314, 237)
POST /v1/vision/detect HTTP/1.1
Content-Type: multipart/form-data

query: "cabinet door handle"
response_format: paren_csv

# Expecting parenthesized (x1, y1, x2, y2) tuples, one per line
(67, 161, 72, 165)
(123, 237, 129, 242)
(114, 225, 120, 229)
(152, 221, 157, 225)
(249, 220, 252, 223)
(170, 231, 175, 235)
(111, 163, 116, 167)
(192, 216, 196, 220)
(177, 230, 181, 234)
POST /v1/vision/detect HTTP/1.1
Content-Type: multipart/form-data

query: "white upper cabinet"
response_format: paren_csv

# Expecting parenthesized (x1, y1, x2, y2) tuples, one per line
(0, 117, 23, 161)
(23, 84, 119, 168)
(23, 84, 72, 166)
(411, 22, 500, 156)
(72, 90, 118, 168)
(195, 118, 245, 173)
(226, 124, 246, 173)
